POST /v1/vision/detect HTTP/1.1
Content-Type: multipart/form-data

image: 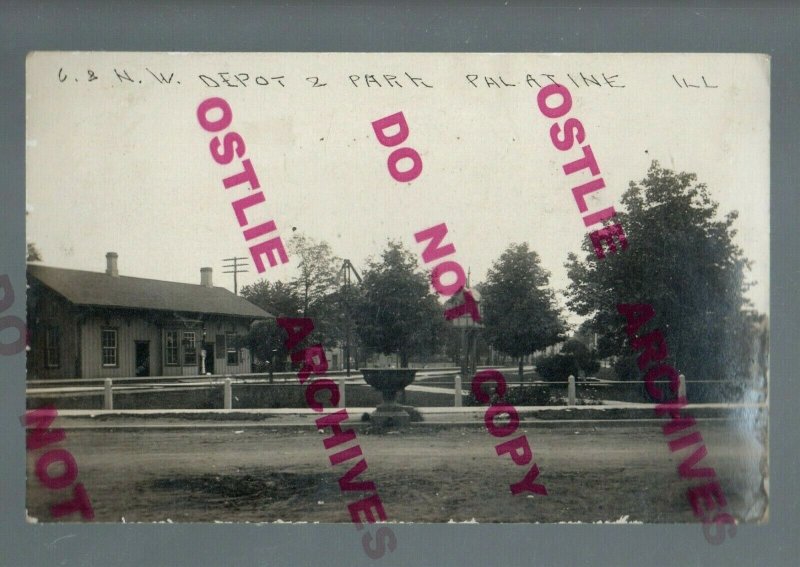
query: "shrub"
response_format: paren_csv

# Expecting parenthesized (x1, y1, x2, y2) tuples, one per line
(613, 354, 640, 382)
(464, 383, 552, 406)
(536, 339, 601, 382)
(504, 385, 552, 406)
(535, 353, 579, 382)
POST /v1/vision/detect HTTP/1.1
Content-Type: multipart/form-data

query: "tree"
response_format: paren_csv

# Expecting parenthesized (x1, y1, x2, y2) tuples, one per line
(27, 243, 42, 262)
(240, 280, 302, 372)
(284, 234, 345, 348)
(353, 241, 446, 368)
(561, 339, 601, 376)
(241, 280, 302, 319)
(241, 320, 290, 372)
(482, 243, 566, 380)
(565, 162, 758, 397)
(26, 207, 42, 262)
(287, 234, 340, 318)
(319, 281, 364, 369)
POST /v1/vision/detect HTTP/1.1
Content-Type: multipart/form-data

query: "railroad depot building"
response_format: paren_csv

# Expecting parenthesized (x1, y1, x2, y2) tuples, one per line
(27, 253, 273, 380)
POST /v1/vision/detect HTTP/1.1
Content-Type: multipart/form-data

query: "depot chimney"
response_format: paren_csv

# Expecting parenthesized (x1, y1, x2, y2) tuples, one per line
(106, 252, 118, 277)
(201, 267, 213, 288)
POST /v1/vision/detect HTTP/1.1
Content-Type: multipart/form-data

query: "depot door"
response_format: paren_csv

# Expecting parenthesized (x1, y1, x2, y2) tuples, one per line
(135, 341, 150, 377)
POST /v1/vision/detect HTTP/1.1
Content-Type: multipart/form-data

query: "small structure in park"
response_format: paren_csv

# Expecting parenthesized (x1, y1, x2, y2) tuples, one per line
(448, 286, 484, 379)
(361, 368, 417, 427)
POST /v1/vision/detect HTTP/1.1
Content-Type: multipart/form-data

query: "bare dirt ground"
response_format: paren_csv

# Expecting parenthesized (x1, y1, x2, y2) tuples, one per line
(26, 421, 766, 525)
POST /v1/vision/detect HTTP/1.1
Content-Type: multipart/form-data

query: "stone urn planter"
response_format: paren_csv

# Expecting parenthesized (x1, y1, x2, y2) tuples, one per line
(360, 368, 417, 426)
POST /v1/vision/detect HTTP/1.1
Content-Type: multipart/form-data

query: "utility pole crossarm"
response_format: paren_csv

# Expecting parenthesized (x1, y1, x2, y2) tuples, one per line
(222, 256, 249, 295)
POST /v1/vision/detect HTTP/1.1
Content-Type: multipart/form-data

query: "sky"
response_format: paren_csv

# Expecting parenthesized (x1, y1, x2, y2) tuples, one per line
(26, 52, 770, 326)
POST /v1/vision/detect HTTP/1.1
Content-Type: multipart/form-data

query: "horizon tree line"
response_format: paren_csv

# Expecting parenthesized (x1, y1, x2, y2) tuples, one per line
(238, 162, 767, 394)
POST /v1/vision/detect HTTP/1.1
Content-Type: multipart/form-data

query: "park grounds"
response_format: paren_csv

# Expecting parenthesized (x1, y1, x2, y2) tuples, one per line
(25, 366, 768, 525)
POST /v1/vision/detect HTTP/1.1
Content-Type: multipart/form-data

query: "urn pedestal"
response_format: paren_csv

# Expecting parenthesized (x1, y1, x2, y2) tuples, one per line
(360, 368, 417, 427)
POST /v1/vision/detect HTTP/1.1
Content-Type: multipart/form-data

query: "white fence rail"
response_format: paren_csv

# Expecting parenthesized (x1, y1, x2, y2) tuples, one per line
(33, 371, 691, 411)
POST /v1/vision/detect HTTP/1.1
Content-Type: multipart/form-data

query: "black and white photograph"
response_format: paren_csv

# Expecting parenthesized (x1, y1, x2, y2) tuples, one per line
(23, 52, 768, 542)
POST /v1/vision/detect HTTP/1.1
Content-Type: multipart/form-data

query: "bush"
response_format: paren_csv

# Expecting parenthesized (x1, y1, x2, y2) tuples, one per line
(562, 339, 601, 374)
(464, 383, 552, 406)
(464, 385, 502, 407)
(613, 354, 640, 382)
(504, 385, 552, 406)
(535, 353, 579, 382)
(535, 339, 601, 382)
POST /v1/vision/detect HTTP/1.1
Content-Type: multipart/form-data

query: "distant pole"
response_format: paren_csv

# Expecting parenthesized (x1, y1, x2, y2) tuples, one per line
(269, 349, 276, 383)
(222, 256, 249, 295)
(345, 264, 351, 377)
(460, 328, 468, 378)
(338, 259, 362, 377)
(469, 330, 477, 377)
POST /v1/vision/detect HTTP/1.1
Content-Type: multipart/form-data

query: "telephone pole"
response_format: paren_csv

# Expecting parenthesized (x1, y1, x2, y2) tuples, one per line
(222, 256, 249, 295)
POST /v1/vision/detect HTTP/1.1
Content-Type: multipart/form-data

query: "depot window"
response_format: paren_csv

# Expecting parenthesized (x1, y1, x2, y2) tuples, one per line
(226, 332, 238, 365)
(164, 330, 179, 366)
(45, 325, 60, 368)
(101, 328, 118, 367)
(182, 331, 197, 365)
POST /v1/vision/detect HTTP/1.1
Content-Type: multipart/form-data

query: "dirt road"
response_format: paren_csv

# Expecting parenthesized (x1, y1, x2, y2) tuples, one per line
(26, 421, 766, 524)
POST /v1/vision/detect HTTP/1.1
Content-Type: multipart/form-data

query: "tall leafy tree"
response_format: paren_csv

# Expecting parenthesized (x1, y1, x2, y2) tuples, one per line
(319, 282, 364, 368)
(240, 280, 301, 372)
(354, 241, 446, 368)
(565, 162, 759, 396)
(241, 280, 302, 319)
(287, 234, 340, 317)
(285, 234, 345, 347)
(240, 321, 290, 372)
(482, 243, 566, 380)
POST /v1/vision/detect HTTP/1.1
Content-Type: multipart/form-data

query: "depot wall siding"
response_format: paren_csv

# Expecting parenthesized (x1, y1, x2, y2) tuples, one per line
(201, 318, 252, 375)
(26, 287, 79, 380)
(80, 315, 162, 379)
(27, 281, 260, 380)
(77, 314, 253, 379)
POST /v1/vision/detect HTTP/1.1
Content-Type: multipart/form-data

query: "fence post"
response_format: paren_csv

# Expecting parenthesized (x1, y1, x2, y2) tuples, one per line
(679, 374, 686, 399)
(567, 375, 576, 406)
(338, 376, 346, 408)
(103, 378, 113, 410)
(224, 377, 232, 410)
(454, 374, 463, 407)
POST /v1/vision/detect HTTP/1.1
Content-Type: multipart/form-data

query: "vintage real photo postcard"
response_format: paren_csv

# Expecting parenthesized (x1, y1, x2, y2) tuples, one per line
(24, 51, 768, 551)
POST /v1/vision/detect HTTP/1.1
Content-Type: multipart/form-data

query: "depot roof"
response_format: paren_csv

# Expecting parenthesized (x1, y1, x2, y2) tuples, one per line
(28, 264, 272, 320)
